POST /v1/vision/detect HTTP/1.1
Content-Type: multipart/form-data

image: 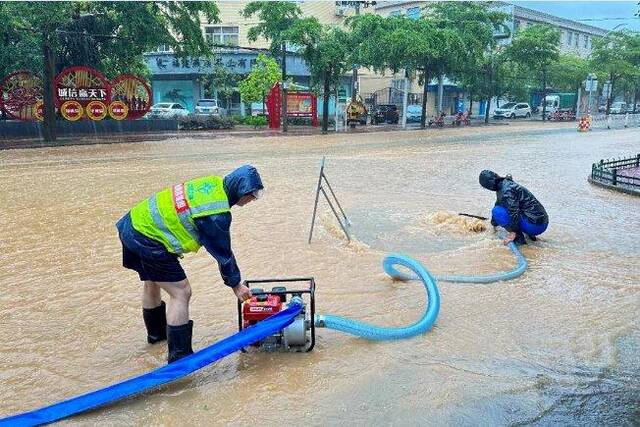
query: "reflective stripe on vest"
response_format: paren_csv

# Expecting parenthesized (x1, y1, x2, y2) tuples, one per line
(148, 194, 183, 254)
(130, 176, 230, 255)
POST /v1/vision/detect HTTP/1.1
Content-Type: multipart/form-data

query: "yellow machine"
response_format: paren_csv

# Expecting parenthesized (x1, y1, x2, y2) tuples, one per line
(346, 96, 368, 128)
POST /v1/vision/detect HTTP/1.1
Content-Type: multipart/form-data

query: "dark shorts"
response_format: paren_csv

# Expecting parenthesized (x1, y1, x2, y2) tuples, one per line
(116, 213, 186, 283)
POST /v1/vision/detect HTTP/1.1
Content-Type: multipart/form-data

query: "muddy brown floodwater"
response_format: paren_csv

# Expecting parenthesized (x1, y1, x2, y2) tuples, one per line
(1, 124, 638, 426)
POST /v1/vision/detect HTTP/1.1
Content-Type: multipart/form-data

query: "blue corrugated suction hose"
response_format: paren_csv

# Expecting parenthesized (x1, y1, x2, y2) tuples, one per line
(315, 254, 441, 340)
(0, 303, 303, 427)
(383, 241, 527, 283)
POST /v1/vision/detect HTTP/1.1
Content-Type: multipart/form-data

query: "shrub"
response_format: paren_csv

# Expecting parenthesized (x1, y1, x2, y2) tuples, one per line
(177, 114, 235, 130)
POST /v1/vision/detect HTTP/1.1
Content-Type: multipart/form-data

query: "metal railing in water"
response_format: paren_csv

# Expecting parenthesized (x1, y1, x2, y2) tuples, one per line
(589, 154, 640, 194)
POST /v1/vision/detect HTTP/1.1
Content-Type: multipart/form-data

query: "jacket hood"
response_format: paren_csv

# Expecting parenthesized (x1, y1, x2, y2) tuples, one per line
(479, 170, 500, 191)
(223, 165, 264, 207)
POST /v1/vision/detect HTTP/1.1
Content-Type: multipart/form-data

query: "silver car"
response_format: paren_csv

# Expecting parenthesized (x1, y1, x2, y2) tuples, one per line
(493, 102, 531, 119)
(195, 99, 225, 116)
(148, 102, 190, 119)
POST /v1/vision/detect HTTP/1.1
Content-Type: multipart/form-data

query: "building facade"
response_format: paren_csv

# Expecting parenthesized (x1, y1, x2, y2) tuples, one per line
(146, 1, 607, 117)
(146, 1, 357, 114)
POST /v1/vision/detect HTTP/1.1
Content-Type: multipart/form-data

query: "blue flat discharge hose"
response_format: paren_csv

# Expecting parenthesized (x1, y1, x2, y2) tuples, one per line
(0, 303, 303, 427)
(0, 254, 442, 426)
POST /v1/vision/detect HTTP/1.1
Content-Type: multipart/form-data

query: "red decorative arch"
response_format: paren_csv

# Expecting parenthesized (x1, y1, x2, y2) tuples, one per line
(55, 65, 111, 108)
(110, 74, 152, 119)
(0, 70, 43, 121)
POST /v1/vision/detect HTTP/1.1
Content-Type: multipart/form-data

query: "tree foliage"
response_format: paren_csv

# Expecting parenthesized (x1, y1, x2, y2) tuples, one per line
(238, 54, 281, 103)
(0, 1, 219, 78)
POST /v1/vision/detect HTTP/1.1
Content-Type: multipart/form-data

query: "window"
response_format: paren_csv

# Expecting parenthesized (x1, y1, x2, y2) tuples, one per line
(514, 20, 520, 32)
(584, 35, 589, 49)
(575, 33, 580, 48)
(204, 26, 239, 47)
(568, 32, 573, 45)
(392, 79, 406, 90)
(157, 44, 172, 52)
(407, 7, 420, 20)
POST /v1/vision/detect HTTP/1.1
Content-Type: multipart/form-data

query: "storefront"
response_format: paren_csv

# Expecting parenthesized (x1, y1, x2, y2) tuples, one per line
(144, 49, 352, 116)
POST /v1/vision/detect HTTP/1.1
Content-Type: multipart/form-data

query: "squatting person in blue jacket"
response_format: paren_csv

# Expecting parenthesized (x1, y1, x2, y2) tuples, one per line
(116, 165, 263, 363)
(479, 170, 548, 245)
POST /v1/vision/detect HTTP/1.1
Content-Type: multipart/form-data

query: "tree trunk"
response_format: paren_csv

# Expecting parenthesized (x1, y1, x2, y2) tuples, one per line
(281, 42, 288, 132)
(484, 98, 491, 124)
(322, 69, 330, 133)
(574, 83, 580, 113)
(633, 86, 638, 114)
(262, 92, 265, 116)
(541, 69, 547, 122)
(469, 96, 473, 115)
(420, 70, 429, 129)
(42, 30, 57, 142)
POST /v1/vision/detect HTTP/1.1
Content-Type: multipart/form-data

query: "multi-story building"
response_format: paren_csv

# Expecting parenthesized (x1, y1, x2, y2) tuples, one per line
(145, 1, 357, 113)
(145, 1, 607, 116)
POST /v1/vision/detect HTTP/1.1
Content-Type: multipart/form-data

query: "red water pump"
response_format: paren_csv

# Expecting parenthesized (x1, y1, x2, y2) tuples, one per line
(237, 278, 316, 352)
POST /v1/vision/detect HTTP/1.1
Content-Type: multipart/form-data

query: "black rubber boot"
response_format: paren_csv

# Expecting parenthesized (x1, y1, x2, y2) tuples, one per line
(143, 301, 167, 344)
(526, 233, 538, 242)
(514, 231, 527, 245)
(167, 320, 194, 363)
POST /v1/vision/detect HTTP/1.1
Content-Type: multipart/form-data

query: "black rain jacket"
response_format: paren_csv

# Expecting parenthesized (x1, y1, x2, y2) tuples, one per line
(479, 170, 548, 232)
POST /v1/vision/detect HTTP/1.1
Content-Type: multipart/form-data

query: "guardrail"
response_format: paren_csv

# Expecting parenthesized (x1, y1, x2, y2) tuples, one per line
(589, 154, 640, 195)
(590, 113, 640, 129)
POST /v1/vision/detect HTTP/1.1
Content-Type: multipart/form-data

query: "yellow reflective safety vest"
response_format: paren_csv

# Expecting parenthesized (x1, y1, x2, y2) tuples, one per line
(130, 176, 230, 254)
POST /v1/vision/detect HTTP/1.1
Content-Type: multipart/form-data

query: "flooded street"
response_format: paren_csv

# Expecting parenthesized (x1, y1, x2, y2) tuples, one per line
(1, 124, 638, 425)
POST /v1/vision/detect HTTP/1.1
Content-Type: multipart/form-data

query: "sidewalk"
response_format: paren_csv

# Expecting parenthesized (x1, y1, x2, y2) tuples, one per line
(1, 119, 578, 150)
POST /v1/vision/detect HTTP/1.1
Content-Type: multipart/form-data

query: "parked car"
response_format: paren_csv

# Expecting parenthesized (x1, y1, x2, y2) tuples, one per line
(371, 104, 399, 124)
(148, 102, 190, 119)
(609, 101, 627, 114)
(195, 99, 225, 116)
(493, 102, 531, 119)
(406, 104, 423, 122)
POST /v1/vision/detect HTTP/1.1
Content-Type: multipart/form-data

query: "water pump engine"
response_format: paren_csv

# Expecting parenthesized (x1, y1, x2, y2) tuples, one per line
(237, 278, 316, 352)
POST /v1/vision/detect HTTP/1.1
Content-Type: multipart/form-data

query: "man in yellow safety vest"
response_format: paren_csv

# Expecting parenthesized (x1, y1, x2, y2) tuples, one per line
(116, 165, 263, 363)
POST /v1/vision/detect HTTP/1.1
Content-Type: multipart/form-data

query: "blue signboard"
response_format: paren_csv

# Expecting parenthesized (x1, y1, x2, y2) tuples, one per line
(145, 51, 310, 77)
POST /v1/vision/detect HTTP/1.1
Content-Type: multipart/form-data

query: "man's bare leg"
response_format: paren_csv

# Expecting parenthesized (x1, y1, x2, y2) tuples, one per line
(155, 279, 191, 326)
(142, 281, 162, 309)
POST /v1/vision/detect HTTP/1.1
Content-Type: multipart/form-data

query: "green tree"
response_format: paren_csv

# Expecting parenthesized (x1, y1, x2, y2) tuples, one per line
(591, 31, 638, 115)
(202, 65, 239, 112)
(0, 2, 218, 141)
(426, 1, 508, 123)
(347, 14, 461, 127)
(298, 25, 351, 132)
(238, 53, 281, 114)
(242, 1, 316, 131)
(507, 24, 560, 121)
(548, 54, 590, 112)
